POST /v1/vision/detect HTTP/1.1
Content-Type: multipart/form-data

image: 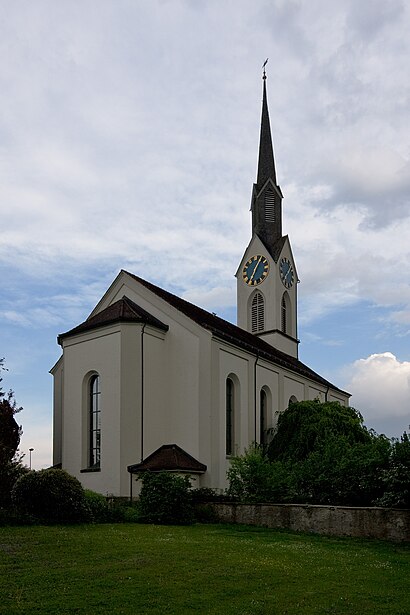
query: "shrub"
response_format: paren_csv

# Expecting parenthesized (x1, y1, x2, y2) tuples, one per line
(11, 469, 90, 523)
(0, 460, 28, 509)
(120, 504, 141, 523)
(83, 491, 142, 523)
(194, 503, 219, 523)
(191, 487, 227, 502)
(375, 436, 410, 509)
(227, 444, 289, 503)
(137, 472, 194, 525)
(0, 507, 36, 526)
(84, 490, 112, 522)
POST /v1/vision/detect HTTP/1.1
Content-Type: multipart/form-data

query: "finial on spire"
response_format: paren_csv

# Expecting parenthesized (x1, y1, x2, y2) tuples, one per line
(262, 58, 268, 80)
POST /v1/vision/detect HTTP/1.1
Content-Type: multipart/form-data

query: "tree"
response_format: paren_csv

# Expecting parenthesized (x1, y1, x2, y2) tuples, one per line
(0, 358, 24, 507)
(375, 431, 410, 508)
(265, 400, 391, 506)
(267, 399, 372, 463)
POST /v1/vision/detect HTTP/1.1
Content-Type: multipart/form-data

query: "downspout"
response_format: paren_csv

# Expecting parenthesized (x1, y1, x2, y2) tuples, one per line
(140, 323, 146, 462)
(254, 352, 260, 442)
(325, 385, 330, 402)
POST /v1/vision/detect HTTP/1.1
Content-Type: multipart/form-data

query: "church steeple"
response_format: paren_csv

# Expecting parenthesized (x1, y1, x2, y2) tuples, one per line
(236, 66, 298, 358)
(251, 68, 283, 256)
(256, 72, 276, 187)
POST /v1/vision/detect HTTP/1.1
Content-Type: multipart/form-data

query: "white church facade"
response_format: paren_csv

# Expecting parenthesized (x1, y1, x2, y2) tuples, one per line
(51, 75, 349, 496)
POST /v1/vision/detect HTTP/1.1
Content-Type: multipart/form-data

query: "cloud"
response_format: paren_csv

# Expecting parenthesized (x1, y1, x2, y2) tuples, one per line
(1, 0, 410, 463)
(344, 352, 410, 424)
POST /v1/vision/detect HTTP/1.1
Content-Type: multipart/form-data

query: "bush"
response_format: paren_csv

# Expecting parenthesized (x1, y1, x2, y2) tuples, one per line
(226, 434, 393, 507)
(374, 435, 410, 508)
(0, 507, 36, 526)
(84, 490, 112, 522)
(137, 472, 194, 525)
(11, 469, 90, 523)
(227, 444, 289, 503)
(194, 503, 220, 523)
(191, 487, 228, 502)
(84, 491, 142, 523)
(0, 460, 28, 509)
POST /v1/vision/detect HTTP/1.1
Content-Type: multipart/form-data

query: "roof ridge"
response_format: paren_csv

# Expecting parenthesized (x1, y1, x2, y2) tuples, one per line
(122, 270, 348, 395)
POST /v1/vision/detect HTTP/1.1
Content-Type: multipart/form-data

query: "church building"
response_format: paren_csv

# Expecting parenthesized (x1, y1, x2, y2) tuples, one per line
(51, 74, 349, 496)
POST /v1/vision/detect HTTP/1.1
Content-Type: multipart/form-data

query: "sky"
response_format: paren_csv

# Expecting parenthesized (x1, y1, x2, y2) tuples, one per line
(1, 0, 410, 470)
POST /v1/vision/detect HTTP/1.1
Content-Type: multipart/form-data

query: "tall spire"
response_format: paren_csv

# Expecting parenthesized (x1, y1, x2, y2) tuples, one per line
(256, 64, 276, 188)
(251, 62, 283, 254)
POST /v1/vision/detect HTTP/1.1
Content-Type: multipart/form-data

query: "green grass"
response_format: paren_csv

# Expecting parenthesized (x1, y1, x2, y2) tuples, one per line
(0, 524, 409, 614)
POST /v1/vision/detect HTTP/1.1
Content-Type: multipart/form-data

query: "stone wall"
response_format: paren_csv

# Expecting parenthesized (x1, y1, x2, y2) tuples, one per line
(209, 502, 410, 542)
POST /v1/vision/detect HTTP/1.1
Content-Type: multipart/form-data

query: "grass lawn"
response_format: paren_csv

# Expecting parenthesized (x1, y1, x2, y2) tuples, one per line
(0, 523, 409, 615)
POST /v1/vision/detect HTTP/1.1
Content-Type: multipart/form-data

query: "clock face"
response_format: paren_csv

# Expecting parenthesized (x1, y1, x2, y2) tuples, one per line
(243, 255, 269, 286)
(279, 257, 294, 288)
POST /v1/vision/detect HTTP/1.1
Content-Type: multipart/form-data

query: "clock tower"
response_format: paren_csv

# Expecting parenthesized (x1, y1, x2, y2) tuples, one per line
(236, 70, 299, 358)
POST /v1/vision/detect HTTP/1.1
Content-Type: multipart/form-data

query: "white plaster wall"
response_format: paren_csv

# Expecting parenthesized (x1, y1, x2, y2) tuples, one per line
(97, 274, 210, 468)
(61, 325, 123, 495)
(118, 323, 142, 495)
(236, 235, 298, 357)
(142, 325, 201, 460)
(237, 234, 276, 332)
(51, 358, 63, 467)
(328, 391, 348, 406)
(308, 386, 326, 402)
(256, 363, 280, 438)
(215, 345, 251, 489)
(283, 375, 306, 409)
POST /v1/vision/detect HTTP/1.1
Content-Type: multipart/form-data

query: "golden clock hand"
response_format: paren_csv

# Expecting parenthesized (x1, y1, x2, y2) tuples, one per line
(250, 256, 263, 282)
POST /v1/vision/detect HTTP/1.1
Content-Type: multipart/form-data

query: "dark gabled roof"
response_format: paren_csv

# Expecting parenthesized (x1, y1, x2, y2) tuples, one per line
(58, 295, 168, 344)
(124, 270, 349, 395)
(127, 444, 207, 474)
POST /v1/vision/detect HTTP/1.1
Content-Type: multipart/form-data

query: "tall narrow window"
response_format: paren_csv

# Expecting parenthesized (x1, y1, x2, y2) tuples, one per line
(281, 294, 287, 334)
(260, 389, 268, 446)
(226, 378, 234, 455)
(265, 189, 275, 222)
(89, 375, 101, 468)
(251, 292, 265, 333)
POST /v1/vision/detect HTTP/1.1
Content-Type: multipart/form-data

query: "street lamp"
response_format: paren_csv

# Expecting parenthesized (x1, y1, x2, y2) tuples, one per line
(29, 448, 34, 470)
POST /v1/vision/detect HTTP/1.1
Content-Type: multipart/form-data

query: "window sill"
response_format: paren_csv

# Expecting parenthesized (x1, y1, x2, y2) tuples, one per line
(80, 467, 101, 473)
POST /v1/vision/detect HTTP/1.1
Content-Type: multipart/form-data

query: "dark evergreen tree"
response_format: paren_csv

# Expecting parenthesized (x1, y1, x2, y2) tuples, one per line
(0, 358, 25, 508)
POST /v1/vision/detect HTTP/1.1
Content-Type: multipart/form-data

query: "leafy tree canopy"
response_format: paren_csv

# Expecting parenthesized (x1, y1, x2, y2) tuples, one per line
(0, 358, 23, 467)
(267, 399, 372, 463)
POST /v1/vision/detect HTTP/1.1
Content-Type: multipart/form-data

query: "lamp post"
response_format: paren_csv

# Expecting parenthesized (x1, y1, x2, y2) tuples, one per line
(29, 448, 34, 470)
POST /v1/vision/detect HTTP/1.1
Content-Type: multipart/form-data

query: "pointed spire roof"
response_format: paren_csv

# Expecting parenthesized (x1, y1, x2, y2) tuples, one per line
(256, 70, 276, 187)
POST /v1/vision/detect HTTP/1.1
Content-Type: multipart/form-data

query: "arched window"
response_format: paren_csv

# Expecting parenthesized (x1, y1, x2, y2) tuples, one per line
(226, 378, 234, 455)
(288, 395, 298, 407)
(281, 294, 287, 334)
(260, 389, 268, 446)
(251, 292, 265, 333)
(89, 375, 101, 468)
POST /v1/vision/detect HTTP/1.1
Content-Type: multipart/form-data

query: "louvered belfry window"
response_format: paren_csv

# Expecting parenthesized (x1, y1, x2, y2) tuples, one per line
(251, 292, 264, 333)
(265, 188, 275, 223)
